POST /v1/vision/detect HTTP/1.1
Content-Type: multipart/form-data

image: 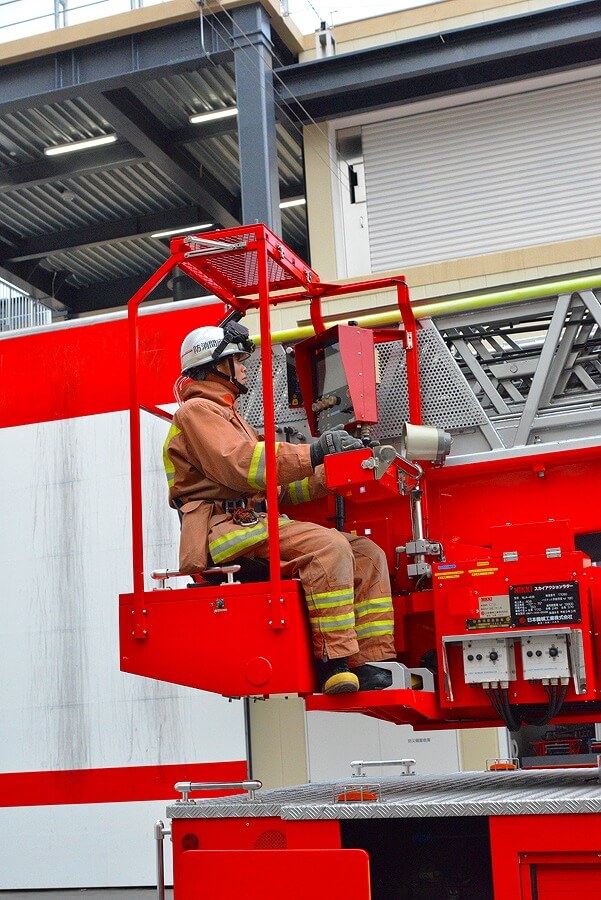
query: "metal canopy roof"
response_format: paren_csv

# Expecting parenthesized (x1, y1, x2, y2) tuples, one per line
(0, 12, 305, 316)
(0, 1, 599, 316)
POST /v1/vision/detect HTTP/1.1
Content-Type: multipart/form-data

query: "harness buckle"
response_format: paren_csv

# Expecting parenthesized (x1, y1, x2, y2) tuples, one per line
(232, 507, 260, 527)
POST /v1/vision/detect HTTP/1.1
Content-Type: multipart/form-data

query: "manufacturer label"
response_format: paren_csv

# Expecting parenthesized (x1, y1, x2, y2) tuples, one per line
(509, 580, 581, 627)
(466, 594, 511, 630)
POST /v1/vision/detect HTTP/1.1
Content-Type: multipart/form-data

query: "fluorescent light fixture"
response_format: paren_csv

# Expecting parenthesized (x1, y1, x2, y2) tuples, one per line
(44, 134, 117, 157)
(189, 107, 238, 125)
(279, 197, 307, 209)
(151, 223, 213, 239)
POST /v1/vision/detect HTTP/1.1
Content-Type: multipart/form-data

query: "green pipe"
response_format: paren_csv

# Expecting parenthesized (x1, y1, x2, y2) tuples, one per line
(254, 272, 601, 345)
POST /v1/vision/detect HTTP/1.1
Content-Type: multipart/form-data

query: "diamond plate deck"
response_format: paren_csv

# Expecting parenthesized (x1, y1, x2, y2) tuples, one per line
(167, 768, 601, 820)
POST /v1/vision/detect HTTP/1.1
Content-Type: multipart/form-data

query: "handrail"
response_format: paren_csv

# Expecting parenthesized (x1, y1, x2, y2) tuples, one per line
(175, 779, 262, 801)
(254, 273, 601, 347)
(127, 254, 183, 596)
(350, 758, 416, 777)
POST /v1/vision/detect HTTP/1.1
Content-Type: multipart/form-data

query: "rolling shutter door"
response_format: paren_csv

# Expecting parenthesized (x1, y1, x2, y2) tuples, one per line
(362, 79, 601, 272)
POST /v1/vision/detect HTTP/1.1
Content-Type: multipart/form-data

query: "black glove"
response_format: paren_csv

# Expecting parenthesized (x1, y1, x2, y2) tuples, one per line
(310, 425, 364, 468)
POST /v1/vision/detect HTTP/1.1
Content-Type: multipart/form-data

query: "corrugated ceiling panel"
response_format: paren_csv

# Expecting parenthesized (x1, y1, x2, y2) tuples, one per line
(0, 162, 191, 238)
(45, 236, 169, 286)
(362, 79, 601, 271)
(186, 134, 241, 195)
(0, 98, 111, 167)
(133, 66, 237, 128)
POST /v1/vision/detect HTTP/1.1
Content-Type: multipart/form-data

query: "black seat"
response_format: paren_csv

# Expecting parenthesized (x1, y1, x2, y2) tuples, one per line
(188, 557, 271, 587)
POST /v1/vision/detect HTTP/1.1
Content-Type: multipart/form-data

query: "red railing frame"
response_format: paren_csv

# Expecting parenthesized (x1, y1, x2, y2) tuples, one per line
(126, 226, 424, 614)
(128, 253, 184, 597)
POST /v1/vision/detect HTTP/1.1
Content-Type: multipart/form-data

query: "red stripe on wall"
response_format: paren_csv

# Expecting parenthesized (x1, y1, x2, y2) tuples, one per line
(0, 760, 247, 807)
(0, 303, 224, 429)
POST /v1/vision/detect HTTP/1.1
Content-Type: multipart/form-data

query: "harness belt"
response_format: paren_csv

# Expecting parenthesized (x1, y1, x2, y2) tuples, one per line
(222, 499, 248, 513)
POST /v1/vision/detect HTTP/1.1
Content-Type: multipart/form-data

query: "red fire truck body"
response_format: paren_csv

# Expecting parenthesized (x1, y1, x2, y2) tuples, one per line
(118, 225, 601, 898)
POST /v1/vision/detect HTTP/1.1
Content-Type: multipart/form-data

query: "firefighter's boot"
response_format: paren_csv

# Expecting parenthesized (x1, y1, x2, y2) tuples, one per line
(318, 658, 360, 694)
(352, 664, 393, 691)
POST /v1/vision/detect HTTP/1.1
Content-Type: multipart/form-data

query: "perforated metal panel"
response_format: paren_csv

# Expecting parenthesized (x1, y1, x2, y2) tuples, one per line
(239, 345, 308, 428)
(373, 321, 489, 440)
(254, 829, 287, 849)
(241, 322, 488, 438)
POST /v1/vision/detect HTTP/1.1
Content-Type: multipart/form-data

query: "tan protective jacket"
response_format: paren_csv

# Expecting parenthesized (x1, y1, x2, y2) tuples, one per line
(163, 376, 326, 572)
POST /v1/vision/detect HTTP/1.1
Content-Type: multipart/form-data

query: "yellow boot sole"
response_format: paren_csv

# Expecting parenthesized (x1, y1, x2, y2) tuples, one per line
(323, 671, 360, 694)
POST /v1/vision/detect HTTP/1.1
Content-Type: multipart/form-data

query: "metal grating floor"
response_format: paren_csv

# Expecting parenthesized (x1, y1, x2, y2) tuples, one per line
(167, 768, 601, 820)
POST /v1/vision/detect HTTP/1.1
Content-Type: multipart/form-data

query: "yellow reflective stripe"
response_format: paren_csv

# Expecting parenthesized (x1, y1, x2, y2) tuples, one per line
(309, 597, 354, 611)
(312, 612, 355, 623)
(315, 615, 356, 630)
(355, 597, 394, 616)
(162, 423, 181, 485)
(247, 442, 265, 490)
(209, 516, 292, 563)
(356, 620, 395, 638)
(247, 442, 282, 490)
(288, 477, 311, 504)
(209, 523, 268, 563)
(312, 588, 354, 601)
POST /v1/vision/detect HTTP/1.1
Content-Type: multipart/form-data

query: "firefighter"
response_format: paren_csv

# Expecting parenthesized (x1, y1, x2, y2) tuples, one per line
(163, 322, 396, 695)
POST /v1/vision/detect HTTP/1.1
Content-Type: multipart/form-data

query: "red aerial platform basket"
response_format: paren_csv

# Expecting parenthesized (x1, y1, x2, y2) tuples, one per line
(119, 224, 420, 701)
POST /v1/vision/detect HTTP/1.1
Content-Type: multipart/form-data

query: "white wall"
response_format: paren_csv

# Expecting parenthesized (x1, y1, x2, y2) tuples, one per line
(0, 410, 246, 889)
(307, 711, 460, 782)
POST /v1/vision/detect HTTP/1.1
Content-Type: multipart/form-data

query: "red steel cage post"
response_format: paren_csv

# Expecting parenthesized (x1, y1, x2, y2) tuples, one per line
(128, 254, 184, 597)
(256, 236, 282, 611)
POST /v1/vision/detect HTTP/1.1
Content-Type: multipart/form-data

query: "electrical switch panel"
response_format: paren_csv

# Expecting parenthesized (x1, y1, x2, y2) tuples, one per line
(462, 638, 516, 684)
(520, 633, 570, 680)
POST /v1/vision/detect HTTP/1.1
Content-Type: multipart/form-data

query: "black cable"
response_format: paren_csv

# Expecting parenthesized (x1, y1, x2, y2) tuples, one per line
(519, 684, 563, 727)
(500, 688, 522, 732)
(553, 683, 568, 717)
(484, 687, 505, 724)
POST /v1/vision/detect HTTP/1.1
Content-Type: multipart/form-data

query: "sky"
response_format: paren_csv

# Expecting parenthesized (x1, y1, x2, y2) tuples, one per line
(285, 0, 439, 33)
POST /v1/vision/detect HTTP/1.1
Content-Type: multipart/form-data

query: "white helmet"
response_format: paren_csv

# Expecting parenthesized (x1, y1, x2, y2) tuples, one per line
(180, 325, 252, 373)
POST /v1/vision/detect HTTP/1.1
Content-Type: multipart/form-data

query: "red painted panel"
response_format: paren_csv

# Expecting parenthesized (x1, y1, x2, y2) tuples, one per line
(0, 302, 223, 428)
(490, 814, 601, 898)
(0, 759, 246, 807)
(172, 817, 341, 855)
(120, 581, 316, 697)
(178, 849, 370, 900)
(532, 863, 601, 899)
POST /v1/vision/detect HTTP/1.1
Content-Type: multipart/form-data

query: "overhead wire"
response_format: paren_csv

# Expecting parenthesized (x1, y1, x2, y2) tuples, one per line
(200, 0, 352, 199)
(205, 3, 343, 188)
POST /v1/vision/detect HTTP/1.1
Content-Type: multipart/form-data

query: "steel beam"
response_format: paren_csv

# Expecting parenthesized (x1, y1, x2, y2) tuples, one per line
(92, 88, 239, 228)
(3, 261, 76, 309)
(0, 142, 143, 194)
(579, 290, 601, 329)
(276, 0, 601, 120)
(232, 4, 281, 233)
(2, 205, 210, 263)
(513, 293, 572, 447)
(539, 312, 585, 406)
(450, 337, 511, 416)
(67, 273, 173, 314)
(0, 19, 230, 114)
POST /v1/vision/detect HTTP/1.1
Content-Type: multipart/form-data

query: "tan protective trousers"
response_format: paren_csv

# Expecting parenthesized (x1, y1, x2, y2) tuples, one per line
(245, 519, 396, 665)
